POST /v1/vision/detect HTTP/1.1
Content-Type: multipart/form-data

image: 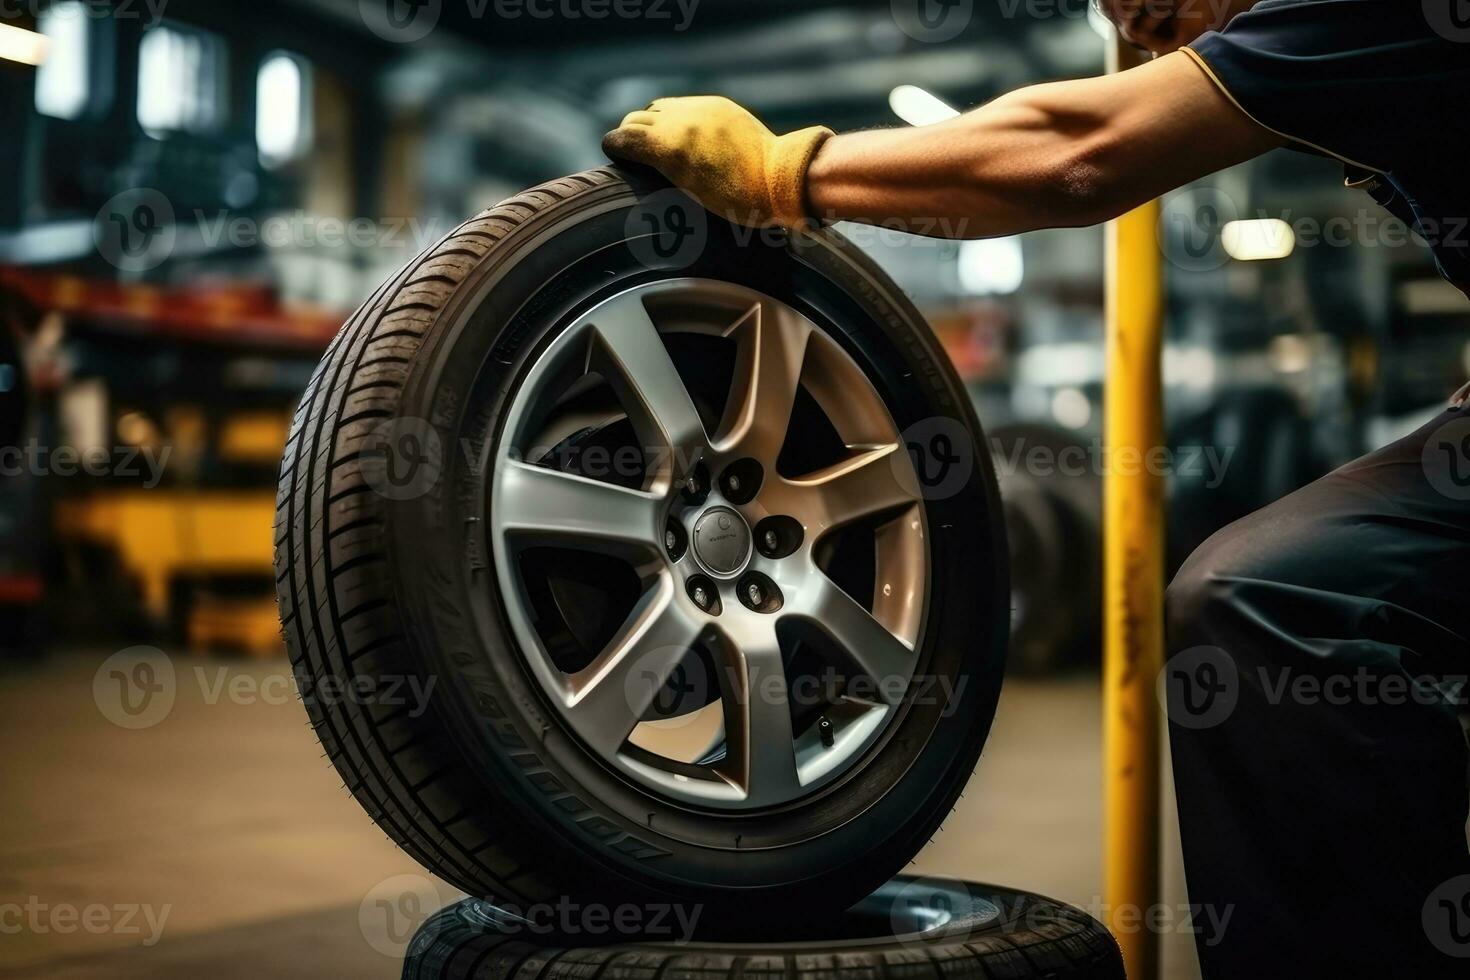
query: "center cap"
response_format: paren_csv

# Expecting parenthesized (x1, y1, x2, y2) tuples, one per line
(691, 506, 751, 577)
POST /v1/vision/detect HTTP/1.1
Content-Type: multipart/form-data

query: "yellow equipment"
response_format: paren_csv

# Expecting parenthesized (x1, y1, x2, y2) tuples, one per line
(56, 490, 279, 653)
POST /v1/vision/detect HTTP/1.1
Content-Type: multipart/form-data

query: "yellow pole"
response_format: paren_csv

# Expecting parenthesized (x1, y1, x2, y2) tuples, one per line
(1103, 36, 1166, 980)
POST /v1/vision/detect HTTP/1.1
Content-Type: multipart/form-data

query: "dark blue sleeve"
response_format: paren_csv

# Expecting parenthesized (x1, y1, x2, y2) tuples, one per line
(1187, 0, 1470, 175)
(1187, 0, 1470, 292)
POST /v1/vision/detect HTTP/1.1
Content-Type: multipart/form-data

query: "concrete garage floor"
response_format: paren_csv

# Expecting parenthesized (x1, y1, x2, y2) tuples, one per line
(0, 650, 1203, 980)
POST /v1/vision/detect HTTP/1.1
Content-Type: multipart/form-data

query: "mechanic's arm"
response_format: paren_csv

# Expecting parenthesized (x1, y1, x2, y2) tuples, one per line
(604, 52, 1283, 236)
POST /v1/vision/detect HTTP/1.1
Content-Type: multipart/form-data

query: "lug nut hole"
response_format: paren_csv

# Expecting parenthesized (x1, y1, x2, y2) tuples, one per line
(681, 461, 712, 506)
(719, 459, 763, 505)
(665, 520, 688, 562)
(737, 571, 782, 614)
(687, 574, 721, 615)
(754, 515, 802, 559)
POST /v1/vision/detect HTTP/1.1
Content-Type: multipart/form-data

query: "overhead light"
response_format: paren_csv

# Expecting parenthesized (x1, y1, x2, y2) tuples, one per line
(0, 22, 49, 66)
(958, 237, 1025, 296)
(1220, 218, 1295, 261)
(888, 85, 959, 127)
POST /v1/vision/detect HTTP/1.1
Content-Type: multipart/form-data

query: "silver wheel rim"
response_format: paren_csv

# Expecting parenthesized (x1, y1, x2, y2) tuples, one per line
(489, 278, 929, 810)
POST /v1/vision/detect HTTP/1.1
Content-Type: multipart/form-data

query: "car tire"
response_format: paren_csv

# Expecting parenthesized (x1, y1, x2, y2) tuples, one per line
(275, 166, 1009, 928)
(401, 877, 1124, 979)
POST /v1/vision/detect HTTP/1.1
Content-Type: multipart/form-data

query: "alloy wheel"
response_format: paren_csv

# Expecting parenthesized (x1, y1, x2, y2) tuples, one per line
(490, 278, 929, 810)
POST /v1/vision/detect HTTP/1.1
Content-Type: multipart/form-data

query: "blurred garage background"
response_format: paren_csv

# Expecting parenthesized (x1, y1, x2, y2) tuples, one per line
(0, 1, 1465, 978)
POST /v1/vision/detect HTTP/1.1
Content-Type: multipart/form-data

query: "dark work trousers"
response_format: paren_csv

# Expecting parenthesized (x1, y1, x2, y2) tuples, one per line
(1166, 399, 1470, 978)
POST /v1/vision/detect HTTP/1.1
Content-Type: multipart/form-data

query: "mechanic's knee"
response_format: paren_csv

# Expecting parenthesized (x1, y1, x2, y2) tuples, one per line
(1165, 524, 1257, 653)
(1166, 557, 1219, 653)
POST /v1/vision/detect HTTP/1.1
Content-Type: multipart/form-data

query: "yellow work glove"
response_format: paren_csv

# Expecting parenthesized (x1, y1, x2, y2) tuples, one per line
(602, 96, 833, 230)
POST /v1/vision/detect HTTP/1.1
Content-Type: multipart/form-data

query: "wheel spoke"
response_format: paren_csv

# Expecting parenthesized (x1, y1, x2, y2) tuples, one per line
(797, 577, 914, 704)
(565, 581, 704, 750)
(585, 295, 706, 480)
(497, 458, 661, 558)
(791, 444, 917, 530)
(718, 623, 802, 803)
(713, 301, 811, 461)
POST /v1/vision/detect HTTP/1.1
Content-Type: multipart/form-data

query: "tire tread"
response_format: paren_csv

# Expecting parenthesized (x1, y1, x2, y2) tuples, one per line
(275, 168, 625, 900)
(402, 891, 1123, 980)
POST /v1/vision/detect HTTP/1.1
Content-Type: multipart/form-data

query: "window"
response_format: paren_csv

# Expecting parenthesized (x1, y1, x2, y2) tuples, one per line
(35, 2, 90, 120)
(137, 23, 225, 136)
(255, 52, 310, 167)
